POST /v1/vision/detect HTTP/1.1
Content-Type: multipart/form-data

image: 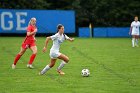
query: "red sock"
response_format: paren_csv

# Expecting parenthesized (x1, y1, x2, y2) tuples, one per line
(28, 54, 36, 64)
(14, 54, 21, 65)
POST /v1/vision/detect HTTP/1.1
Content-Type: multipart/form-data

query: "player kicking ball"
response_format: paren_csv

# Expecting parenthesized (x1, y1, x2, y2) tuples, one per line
(39, 24, 74, 75)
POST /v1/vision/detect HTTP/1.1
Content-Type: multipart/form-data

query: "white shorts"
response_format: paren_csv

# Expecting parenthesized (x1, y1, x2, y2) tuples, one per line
(131, 30, 139, 35)
(49, 51, 61, 59)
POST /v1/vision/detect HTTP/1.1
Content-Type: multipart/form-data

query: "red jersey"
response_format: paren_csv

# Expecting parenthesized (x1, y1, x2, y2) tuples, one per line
(23, 25, 36, 44)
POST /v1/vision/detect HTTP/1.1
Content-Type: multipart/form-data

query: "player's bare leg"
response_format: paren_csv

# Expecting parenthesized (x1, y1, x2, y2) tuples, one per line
(57, 54, 69, 75)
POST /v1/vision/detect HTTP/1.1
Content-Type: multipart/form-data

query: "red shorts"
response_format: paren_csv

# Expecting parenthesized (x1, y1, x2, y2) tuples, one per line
(22, 42, 36, 49)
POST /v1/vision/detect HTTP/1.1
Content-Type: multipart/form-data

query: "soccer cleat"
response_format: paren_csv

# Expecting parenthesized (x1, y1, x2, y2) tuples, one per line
(27, 64, 34, 69)
(39, 72, 41, 75)
(39, 72, 44, 75)
(12, 64, 16, 69)
(57, 70, 65, 75)
(29, 65, 34, 69)
(27, 64, 30, 68)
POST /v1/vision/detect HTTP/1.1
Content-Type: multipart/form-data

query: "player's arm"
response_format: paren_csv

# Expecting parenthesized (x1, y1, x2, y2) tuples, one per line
(42, 37, 51, 53)
(67, 38, 75, 42)
(27, 28, 37, 36)
(129, 23, 133, 35)
(129, 26, 132, 35)
(64, 34, 74, 42)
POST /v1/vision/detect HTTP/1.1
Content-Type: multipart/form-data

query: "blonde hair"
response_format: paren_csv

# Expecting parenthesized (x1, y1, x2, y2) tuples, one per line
(28, 17, 36, 26)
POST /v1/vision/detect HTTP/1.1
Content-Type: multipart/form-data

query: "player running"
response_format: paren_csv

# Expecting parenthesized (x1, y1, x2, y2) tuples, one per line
(12, 17, 37, 69)
(129, 16, 140, 47)
(39, 24, 74, 75)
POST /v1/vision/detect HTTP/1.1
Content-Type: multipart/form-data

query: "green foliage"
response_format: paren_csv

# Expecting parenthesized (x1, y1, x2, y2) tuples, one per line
(0, 0, 140, 27)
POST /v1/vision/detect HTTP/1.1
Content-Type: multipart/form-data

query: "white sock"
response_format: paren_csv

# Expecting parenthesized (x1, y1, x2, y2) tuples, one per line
(41, 65, 50, 74)
(132, 38, 135, 47)
(57, 61, 67, 71)
(136, 39, 138, 45)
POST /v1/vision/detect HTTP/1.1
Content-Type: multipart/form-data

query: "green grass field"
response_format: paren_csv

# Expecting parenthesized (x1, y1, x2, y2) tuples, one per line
(0, 37, 140, 93)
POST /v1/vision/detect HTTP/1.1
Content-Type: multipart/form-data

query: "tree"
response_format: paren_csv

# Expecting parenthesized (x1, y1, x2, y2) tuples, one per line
(1, 0, 140, 27)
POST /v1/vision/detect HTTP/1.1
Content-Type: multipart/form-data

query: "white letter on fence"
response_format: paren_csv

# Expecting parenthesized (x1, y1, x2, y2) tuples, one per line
(16, 12, 27, 30)
(1, 12, 13, 30)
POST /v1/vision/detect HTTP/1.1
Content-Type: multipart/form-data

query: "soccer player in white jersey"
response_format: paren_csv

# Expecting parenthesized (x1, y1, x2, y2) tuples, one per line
(129, 16, 140, 47)
(39, 24, 74, 75)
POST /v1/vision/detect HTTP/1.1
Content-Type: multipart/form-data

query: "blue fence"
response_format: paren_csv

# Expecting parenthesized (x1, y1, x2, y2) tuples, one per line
(0, 9, 75, 34)
(79, 27, 130, 37)
(78, 28, 91, 37)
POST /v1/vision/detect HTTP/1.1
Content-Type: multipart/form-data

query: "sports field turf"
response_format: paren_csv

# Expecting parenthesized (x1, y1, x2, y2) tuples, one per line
(0, 37, 139, 93)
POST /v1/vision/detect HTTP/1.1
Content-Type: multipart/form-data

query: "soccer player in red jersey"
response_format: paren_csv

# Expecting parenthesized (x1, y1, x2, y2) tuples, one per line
(12, 17, 37, 69)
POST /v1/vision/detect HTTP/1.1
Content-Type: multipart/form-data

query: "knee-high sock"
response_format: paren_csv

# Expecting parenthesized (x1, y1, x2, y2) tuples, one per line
(57, 61, 67, 70)
(41, 65, 50, 74)
(28, 54, 36, 64)
(136, 39, 138, 45)
(14, 54, 21, 65)
(132, 38, 135, 47)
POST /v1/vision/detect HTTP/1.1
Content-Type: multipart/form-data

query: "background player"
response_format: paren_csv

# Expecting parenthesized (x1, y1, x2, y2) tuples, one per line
(12, 17, 37, 69)
(40, 24, 74, 75)
(129, 16, 140, 47)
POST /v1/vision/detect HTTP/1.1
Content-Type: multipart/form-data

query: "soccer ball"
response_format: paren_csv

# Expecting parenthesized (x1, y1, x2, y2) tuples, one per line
(81, 69, 90, 77)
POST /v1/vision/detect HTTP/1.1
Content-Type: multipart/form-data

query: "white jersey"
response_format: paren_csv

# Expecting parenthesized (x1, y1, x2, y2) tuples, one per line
(131, 21, 140, 35)
(50, 33, 70, 53)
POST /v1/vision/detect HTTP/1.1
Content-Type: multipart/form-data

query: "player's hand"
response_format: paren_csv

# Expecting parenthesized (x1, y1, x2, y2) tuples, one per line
(42, 47, 47, 53)
(34, 28, 37, 33)
(129, 30, 131, 35)
(34, 37, 37, 41)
